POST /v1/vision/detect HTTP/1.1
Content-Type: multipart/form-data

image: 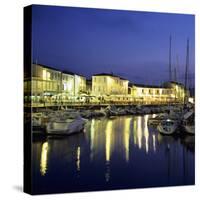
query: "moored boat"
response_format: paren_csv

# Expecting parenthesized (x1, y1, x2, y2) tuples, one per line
(181, 110, 195, 135)
(46, 115, 86, 136)
(157, 119, 180, 135)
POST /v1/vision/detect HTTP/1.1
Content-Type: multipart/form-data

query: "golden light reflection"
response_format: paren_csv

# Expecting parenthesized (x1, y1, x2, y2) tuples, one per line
(144, 115, 149, 153)
(152, 134, 156, 152)
(133, 119, 137, 144)
(105, 120, 113, 162)
(137, 116, 142, 149)
(76, 146, 81, 171)
(124, 118, 131, 162)
(90, 119, 95, 152)
(40, 142, 49, 176)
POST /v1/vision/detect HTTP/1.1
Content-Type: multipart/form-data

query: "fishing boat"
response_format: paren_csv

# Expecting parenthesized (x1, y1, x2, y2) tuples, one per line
(157, 119, 180, 135)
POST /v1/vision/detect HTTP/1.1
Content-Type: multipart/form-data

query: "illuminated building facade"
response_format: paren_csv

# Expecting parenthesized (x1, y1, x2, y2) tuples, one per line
(74, 74, 86, 95)
(131, 82, 185, 104)
(92, 73, 129, 95)
(130, 84, 173, 104)
(24, 64, 62, 103)
(91, 73, 129, 103)
(162, 81, 186, 103)
(24, 64, 86, 104)
(24, 64, 187, 106)
(130, 82, 186, 104)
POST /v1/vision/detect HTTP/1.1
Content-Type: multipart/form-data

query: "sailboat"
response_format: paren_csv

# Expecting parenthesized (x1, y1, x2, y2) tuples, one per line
(157, 36, 180, 135)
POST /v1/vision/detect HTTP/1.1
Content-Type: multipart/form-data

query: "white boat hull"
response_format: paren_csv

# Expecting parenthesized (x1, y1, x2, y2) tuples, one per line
(46, 118, 85, 135)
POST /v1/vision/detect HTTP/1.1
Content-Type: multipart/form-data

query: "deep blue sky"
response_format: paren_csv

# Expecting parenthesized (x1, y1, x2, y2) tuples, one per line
(32, 5, 195, 86)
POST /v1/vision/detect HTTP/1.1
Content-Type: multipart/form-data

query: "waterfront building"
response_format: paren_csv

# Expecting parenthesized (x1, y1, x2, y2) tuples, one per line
(86, 79, 92, 95)
(24, 64, 188, 106)
(162, 81, 186, 103)
(62, 71, 75, 95)
(130, 84, 174, 104)
(92, 73, 129, 103)
(92, 73, 129, 96)
(24, 64, 62, 104)
(74, 74, 86, 95)
(24, 64, 86, 105)
(130, 81, 186, 104)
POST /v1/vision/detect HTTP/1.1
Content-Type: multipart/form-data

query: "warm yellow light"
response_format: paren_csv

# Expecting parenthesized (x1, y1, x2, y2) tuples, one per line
(144, 115, 149, 153)
(105, 120, 112, 162)
(42, 69, 47, 80)
(124, 118, 131, 162)
(68, 80, 73, 91)
(90, 119, 95, 160)
(137, 116, 142, 149)
(76, 146, 81, 171)
(40, 142, 49, 176)
(152, 134, 156, 152)
(133, 119, 137, 144)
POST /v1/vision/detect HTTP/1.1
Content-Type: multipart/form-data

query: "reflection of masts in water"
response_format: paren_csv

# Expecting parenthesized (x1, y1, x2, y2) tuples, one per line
(182, 145, 188, 184)
(166, 144, 171, 185)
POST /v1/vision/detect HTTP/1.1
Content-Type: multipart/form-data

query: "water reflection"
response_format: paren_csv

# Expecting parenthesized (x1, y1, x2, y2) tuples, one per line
(123, 117, 131, 162)
(144, 115, 149, 153)
(105, 120, 113, 163)
(32, 115, 194, 194)
(40, 142, 49, 176)
(76, 146, 81, 172)
(152, 134, 156, 152)
(135, 116, 142, 149)
(133, 115, 152, 153)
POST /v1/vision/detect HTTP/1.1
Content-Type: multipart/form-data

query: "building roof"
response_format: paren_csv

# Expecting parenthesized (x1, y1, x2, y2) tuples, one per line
(33, 63, 85, 77)
(162, 81, 184, 87)
(33, 63, 61, 72)
(93, 73, 128, 81)
(62, 70, 75, 76)
(132, 83, 168, 89)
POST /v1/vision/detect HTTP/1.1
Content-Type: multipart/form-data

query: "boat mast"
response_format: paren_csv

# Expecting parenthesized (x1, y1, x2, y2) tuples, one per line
(169, 35, 172, 81)
(174, 67, 177, 82)
(184, 38, 189, 105)
(176, 55, 179, 82)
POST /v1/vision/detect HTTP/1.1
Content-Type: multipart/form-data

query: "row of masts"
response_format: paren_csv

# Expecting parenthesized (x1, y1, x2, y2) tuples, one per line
(168, 35, 190, 91)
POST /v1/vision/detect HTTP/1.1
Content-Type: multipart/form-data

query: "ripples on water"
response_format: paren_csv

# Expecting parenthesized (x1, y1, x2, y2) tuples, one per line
(32, 115, 195, 194)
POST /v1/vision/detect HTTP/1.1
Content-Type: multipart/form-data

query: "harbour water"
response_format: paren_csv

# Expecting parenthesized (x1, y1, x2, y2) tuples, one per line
(32, 114, 195, 194)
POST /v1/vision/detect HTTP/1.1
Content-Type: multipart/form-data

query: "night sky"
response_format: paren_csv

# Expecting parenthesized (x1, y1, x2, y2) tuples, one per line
(32, 5, 195, 86)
